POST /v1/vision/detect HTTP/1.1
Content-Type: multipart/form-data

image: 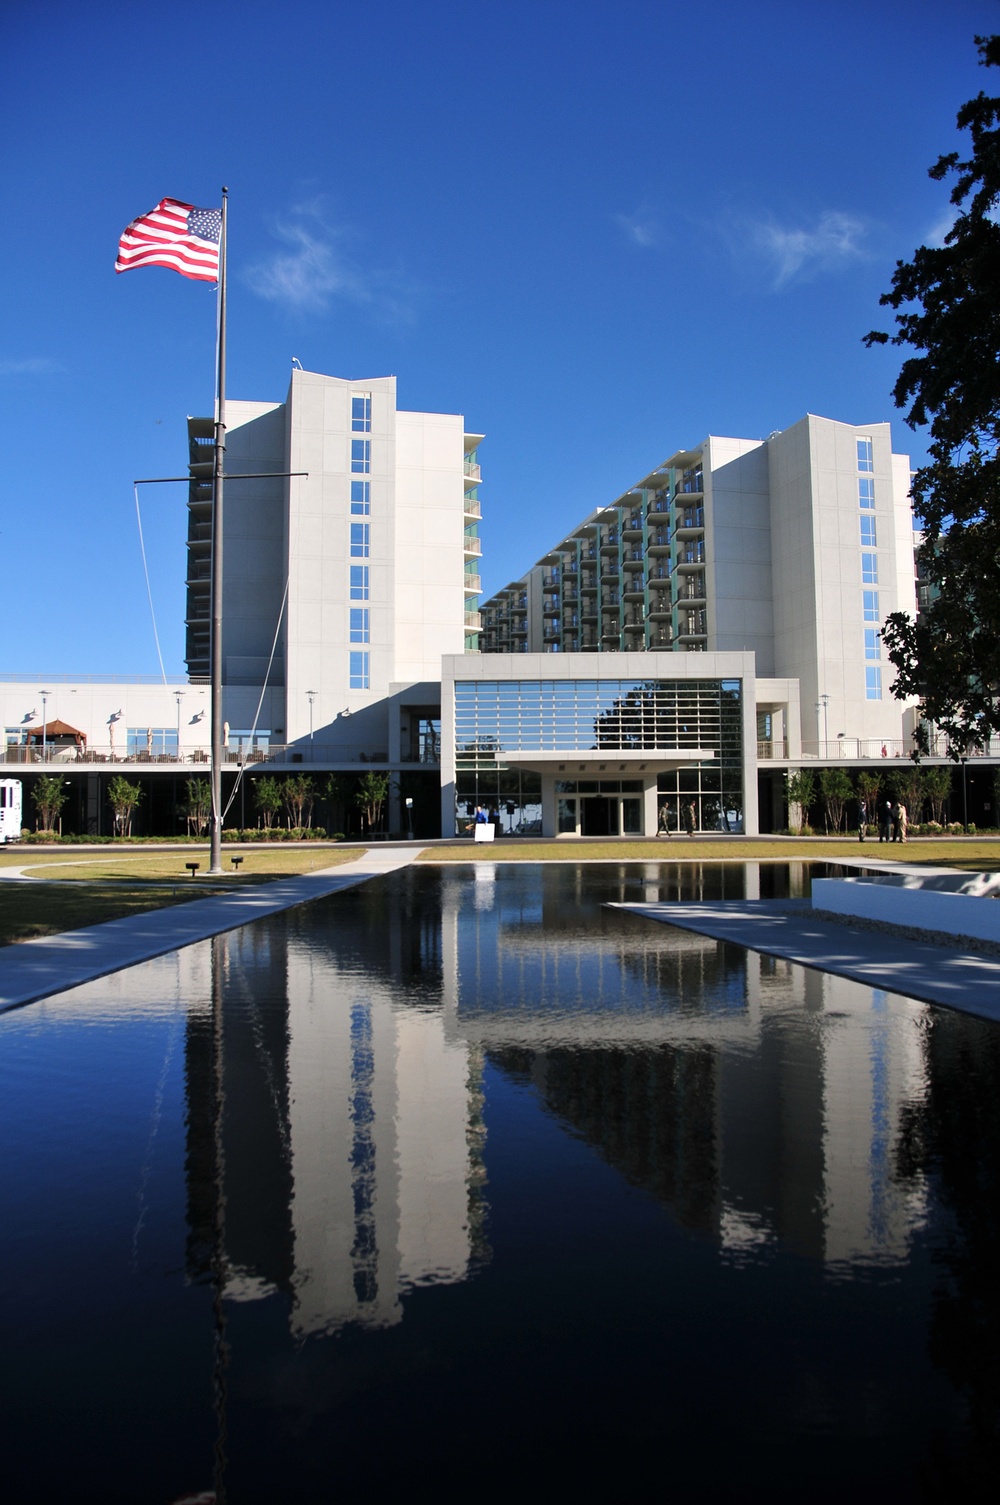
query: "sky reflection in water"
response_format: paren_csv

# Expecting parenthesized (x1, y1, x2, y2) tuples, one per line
(1, 861, 999, 1502)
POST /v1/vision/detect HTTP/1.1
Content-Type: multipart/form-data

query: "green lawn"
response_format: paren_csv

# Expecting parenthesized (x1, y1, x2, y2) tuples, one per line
(418, 836, 1000, 868)
(0, 846, 362, 946)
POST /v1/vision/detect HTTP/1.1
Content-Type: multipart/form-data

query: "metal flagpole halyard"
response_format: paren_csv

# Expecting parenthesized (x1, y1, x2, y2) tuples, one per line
(209, 188, 228, 875)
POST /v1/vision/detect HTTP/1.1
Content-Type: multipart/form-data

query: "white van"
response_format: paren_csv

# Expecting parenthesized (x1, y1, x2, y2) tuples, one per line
(0, 779, 23, 843)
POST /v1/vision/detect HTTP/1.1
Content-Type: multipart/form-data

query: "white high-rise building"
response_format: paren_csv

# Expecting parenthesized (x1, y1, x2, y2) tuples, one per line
(480, 414, 918, 756)
(186, 367, 484, 757)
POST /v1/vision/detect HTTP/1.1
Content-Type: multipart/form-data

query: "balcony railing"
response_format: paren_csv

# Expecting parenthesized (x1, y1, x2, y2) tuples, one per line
(463, 536, 483, 554)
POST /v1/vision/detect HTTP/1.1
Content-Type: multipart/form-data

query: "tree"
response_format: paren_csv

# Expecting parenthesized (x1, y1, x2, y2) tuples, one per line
(785, 769, 815, 833)
(31, 775, 68, 832)
(357, 771, 389, 833)
(252, 776, 282, 830)
(922, 764, 952, 824)
(818, 767, 853, 835)
(182, 777, 211, 837)
(108, 776, 142, 838)
(865, 35, 1000, 756)
(283, 774, 315, 829)
(856, 770, 883, 810)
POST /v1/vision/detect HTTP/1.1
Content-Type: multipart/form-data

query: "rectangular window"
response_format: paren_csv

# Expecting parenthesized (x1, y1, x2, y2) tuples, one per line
(862, 552, 879, 584)
(351, 439, 371, 474)
(866, 666, 883, 700)
(351, 394, 371, 432)
(860, 515, 877, 547)
(857, 437, 873, 473)
(349, 651, 370, 690)
(350, 480, 370, 515)
(865, 628, 881, 660)
(859, 476, 875, 508)
(350, 607, 369, 643)
(350, 565, 369, 600)
(127, 727, 178, 757)
(350, 522, 370, 557)
(863, 589, 879, 622)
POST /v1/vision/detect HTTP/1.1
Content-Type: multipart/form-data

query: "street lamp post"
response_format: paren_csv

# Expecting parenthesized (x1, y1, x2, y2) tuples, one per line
(175, 691, 184, 759)
(961, 757, 968, 833)
(820, 694, 829, 758)
(307, 690, 316, 743)
(40, 690, 50, 762)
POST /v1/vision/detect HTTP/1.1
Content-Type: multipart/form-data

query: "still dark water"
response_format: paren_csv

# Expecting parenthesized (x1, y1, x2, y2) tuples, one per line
(2, 861, 1000, 1502)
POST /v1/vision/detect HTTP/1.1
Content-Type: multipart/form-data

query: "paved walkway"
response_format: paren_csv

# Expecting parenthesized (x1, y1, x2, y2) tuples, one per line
(0, 847, 423, 1014)
(614, 898, 1000, 1025)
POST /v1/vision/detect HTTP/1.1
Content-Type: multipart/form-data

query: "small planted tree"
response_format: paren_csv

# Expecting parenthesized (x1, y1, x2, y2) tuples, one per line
(283, 774, 315, 830)
(183, 777, 212, 837)
(31, 775, 68, 833)
(108, 776, 142, 838)
(357, 771, 390, 834)
(923, 765, 952, 826)
(252, 776, 282, 830)
(785, 769, 815, 834)
(818, 767, 853, 835)
(856, 770, 882, 809)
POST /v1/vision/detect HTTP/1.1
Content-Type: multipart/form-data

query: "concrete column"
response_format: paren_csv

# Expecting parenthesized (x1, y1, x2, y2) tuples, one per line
(643, 777, 659, 836)
(541, 776, 557, 837)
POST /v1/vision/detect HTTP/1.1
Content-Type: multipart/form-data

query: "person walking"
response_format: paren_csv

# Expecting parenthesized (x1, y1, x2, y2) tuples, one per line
(879, 801, 892, 843)
(656, 803, 672, 837)
(683, 801, 696, 837)
(857, 797, 867, 842)
(895, 800, 908, 843)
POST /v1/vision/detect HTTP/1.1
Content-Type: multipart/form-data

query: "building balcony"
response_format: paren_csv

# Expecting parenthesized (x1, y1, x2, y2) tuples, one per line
(622, 512, 644, 535)
(648, 533, 671, 552)
(464, 611, 482, 629)
(463, 498, 481, 518)
(463, 536, 483, 555)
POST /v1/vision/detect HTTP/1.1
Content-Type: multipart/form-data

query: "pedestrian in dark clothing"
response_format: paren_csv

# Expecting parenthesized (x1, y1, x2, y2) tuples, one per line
(878, 801, 892, 843)
(857, 798, 867, 842)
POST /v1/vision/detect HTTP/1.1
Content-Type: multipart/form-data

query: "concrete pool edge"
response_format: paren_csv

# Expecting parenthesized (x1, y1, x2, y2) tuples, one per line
(613, 898, 1000, 1024)
(0, 847, 424, 1013)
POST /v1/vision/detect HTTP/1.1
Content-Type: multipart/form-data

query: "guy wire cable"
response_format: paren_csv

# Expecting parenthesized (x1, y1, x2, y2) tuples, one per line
(134, 483, 168, 684)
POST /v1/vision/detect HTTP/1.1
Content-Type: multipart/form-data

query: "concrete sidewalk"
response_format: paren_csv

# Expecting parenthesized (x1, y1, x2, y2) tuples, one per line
(0, 846, 423, 1014)
(613, 898, 1000, 1025)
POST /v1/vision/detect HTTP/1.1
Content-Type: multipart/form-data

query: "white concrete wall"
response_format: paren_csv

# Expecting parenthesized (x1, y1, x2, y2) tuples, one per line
(0, 680, 210, 753)
(704, 436, 774, 672)
(393, 409, 469, 683)
(813, 875, 1000, 945)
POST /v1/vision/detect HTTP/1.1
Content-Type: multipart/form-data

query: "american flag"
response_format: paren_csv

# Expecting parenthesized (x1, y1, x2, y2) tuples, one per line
(116, 198, 221, 282)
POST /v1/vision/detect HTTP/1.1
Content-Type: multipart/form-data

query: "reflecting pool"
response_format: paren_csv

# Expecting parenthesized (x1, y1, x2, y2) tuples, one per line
(2, 862, 1000, 1502)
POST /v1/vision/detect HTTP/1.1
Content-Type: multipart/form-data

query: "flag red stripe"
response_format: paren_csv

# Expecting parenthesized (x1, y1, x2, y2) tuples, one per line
(116, 198, 220, 281)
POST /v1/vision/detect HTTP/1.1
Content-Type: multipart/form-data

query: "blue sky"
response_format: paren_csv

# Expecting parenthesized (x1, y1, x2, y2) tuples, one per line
(2, 0, 996, 675)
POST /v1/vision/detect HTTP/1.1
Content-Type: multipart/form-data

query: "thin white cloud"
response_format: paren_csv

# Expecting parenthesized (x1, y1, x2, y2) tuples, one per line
(925, 209, 958, 248)
(743, 210, 869, 287)
(0, 357, 63, 375)
(244, 201, 414, 321)
(615, 212, 659, 248)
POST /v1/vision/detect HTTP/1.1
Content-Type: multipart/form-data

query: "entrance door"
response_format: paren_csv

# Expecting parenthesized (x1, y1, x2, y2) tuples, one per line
(581, 796, 619, 836)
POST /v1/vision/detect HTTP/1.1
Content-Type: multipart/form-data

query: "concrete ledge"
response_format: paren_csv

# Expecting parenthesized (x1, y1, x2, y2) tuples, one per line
(812, 873, 1000, 947)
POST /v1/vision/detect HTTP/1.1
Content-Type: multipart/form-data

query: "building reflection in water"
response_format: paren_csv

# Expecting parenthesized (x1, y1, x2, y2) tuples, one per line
(441, 862, 931, 1268)
(185, 882, 489, 1339)
(185, 860, 931, 1348)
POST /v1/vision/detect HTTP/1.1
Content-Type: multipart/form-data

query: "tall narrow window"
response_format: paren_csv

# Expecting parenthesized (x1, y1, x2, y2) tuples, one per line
(863, 590, 879, 622)
(350, 608, 370, 643)
(860, 515, 877, 547)
(861, 552, 879, 584)
(351, 439, 371, 474)
(865, 628, 881, 660)
(350, 523, 370, 557)
(857, 437, 873, 472)
(858, 477, 875, 508)
(349, 651, 370, 690)
(866, 666, 883, 700)
(351, 394, 372, 432)
(350, 565, 369, 600)
(350, 481, 370, 515)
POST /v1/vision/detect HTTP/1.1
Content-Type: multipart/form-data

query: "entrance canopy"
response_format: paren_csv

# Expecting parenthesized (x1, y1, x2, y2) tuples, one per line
(499, 748, 715, 776)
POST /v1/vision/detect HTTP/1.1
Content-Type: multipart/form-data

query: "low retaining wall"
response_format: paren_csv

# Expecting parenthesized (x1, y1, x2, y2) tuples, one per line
(813, 873, 1000, 946)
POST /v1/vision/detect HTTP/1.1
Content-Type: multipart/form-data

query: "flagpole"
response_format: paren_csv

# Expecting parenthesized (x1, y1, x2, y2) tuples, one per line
(210, 186, 228, 875)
